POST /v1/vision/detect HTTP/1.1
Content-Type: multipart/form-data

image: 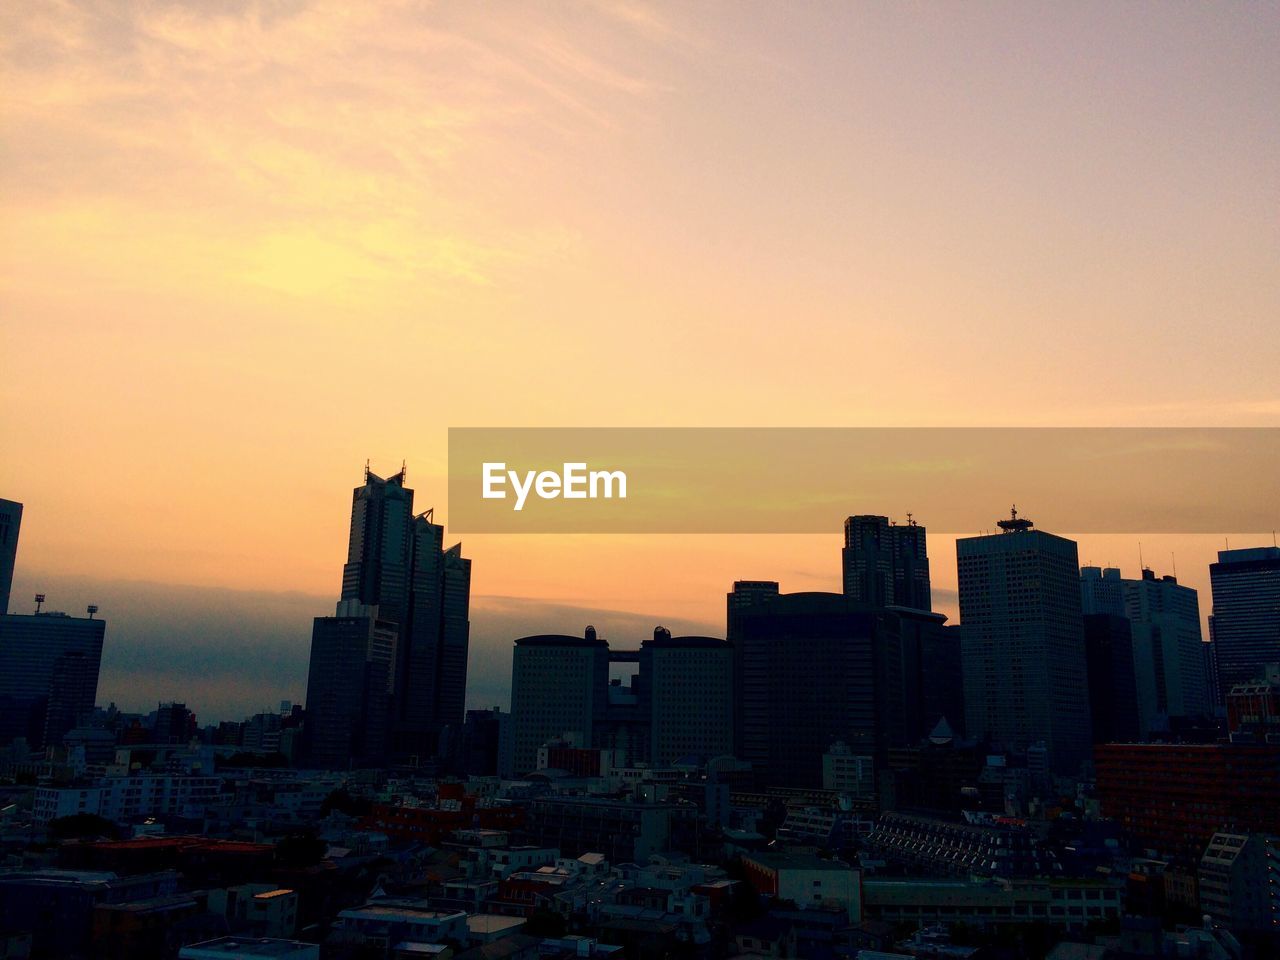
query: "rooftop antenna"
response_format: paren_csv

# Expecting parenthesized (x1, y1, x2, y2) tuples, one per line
(1138, 542, 1144, 570)
(34, 593, 45, 614)
(87, 605, 99, 619)
(906, 512, 915, 527)
(365, 458, 371, 481)
(1171, 553, 1177, 579)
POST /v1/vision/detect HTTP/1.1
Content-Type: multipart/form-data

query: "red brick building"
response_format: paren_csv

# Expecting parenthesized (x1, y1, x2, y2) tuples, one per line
(1094, 743, 1280, 862)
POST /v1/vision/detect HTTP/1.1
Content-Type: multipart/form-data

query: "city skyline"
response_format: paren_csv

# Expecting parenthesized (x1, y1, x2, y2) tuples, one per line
(7, 485, 1276, 724)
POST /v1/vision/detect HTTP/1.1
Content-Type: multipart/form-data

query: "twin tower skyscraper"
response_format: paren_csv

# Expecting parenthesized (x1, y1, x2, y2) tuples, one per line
(304, 464, 471, 767)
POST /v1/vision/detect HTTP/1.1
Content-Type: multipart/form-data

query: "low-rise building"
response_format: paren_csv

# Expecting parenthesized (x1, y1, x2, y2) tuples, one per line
(740, 851, 861, 920)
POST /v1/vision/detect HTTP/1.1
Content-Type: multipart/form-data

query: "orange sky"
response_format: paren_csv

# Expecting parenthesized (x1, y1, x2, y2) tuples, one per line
(2, 2, 1278, 639)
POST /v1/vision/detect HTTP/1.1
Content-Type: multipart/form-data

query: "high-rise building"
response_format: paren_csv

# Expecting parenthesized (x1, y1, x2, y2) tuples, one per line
(1209, 546, 1280, 701)
(842, 515, 931, 611)
(1123, 568, 1207, 734)
(957, 509, 1092, 775)
(508, 626, 735, 776)
(509, 628, 609, 776)
(319, 465, 471, 760)
(303, 600, 397, 768)
(0, 606, 105, 750)
(1081, 614, 1140, 744)
(0, 499, 20, 616)
(645, 631, 733, 766)
(1081, 566, 1208, 736)
(728, 588, 880, 787)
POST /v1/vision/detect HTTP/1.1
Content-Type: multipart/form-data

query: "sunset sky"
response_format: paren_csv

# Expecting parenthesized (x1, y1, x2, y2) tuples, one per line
(2, 2, 1278, 719)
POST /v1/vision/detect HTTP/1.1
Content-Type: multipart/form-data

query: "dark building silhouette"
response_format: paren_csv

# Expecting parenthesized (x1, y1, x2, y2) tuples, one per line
(0, 607, 105, 750)
(1082, 614, 1141, 744)
(507, 626, 732, 776)
(0, 499, 20, 616)
(1081, 565, 1208, 736)
(957, 509, 1092, 776)
(842, 515, 931, 611)
(440, 707, 507, 777)
(727, 589, 881, 787)
(317, 464, 471, 761)
(304, 604, 397, 768)
(1209, 546, 1280, 702)
(153, 701, 196, 745)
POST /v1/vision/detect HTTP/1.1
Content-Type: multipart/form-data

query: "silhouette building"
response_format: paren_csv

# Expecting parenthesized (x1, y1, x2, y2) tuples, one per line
(842, 514, 931, 611)
(509, 629, 610, 777)
(304, 601, 397, 768)
(305, 464, 471, 765)
(507, 626, 733, 777)
(0, 499, 20, 616)
(957, 509, 1091, 775)
(1081, 613, 1141, 744)
(727, 587, 880, 787)
(1081, 565, 1207, 736)
(0, 604, 105, 750)
(1209, 546, 1280, 701)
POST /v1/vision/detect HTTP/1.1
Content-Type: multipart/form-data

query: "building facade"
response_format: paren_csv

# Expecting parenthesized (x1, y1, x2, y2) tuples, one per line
(303, 604, 397, 768)
(0, 608, 106, 750)
(957, 512, 1091, 775)
(307, 465, 471, 762)
(842, 514, 931, 612)
(0, 498, 20, 616)
(1209, 546, 1280, 701)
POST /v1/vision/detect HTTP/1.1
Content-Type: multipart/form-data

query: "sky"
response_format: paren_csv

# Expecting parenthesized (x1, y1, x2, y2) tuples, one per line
(2, 2, 1278, 721)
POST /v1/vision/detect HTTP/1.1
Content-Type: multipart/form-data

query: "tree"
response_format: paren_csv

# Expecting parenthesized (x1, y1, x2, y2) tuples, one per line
(276, 830, 327, 868)
(48, 813, 120, 841)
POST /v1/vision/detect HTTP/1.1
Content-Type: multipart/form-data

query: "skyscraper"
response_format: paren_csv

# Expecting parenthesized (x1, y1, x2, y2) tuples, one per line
(1209, 546, 1280, 700)
(307, 464, 471, 763)
(509, 628, 610, 776)
(508, 626, 734, 775)
(0, 499, 21, 616)
(842, 515, 931, 611)
(0, 605, 105, 750)
(304, 601, 397, 768)
(1123, 568, 1207, 734)
(727, 588, 880, 787)
(645, 631, 734, 766)
(1081, 565, 1208, 736)
(1081, 613, 1141, 744)
(957, 509, 1091, 775)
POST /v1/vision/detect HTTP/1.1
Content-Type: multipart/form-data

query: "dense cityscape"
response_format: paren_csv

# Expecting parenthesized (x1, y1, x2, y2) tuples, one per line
(0, 468, 1277, 960)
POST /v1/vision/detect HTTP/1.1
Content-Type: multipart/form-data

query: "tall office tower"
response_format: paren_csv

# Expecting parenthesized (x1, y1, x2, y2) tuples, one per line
(728, 588, 881, 787)
(1123, 568, 1207, 734)
(842, 515, 931, 611)
(1209, 546, 1280, 700)
(395, 514, 472, 755)
(1081, 565, 1208, 736)
(895, 610, 966, 743)
(1079, 566, 1125, 616)
(509, 628, 610, 776)
(0, 499, 21, 616)
(1082, 614, 1141, 744)
(957, 509, 1091, 776)
(332, 465, 471, 759)
(727, 580, 779, 763)
(304, 600, 397, 768)
(644, 629, 733, 766)
(0, 605, 106, 750)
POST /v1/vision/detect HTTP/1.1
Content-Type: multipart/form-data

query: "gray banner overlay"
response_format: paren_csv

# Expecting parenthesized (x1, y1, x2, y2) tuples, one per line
(447, 427, 1278, 533)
